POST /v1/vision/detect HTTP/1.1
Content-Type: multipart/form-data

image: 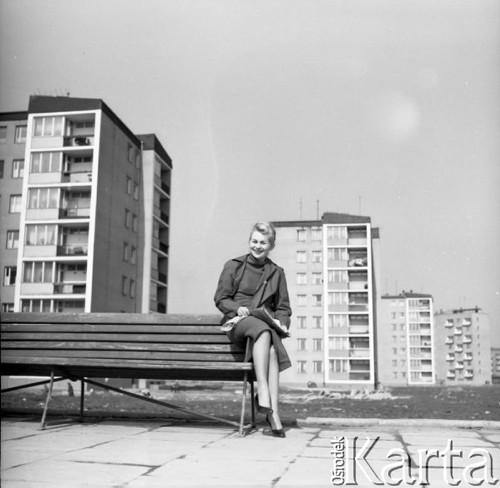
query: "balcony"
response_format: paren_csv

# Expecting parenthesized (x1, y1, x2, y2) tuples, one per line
(463, 336, 472, 344)
(62, 171, 92, 183)
(464, 353, 473, 361)
(445, 337, 454, 345)
(54, 283, 86, 295)
(454, 328, 463, 336)
(462, 319, 472, 327)
(57, 245, 88, 256)
(349, 349, 370, 358)
(446, 354, 455, 361)
(464, 371, 474, 378)
(454, 345, 463, 353)
(444, 320, 454, 328)
(349, 325, 369, 334)
(159, 242, 169, 255)
(447, 372, 456, 379)
(63, 135, 94, 147)
(455, 363, 464, 370)
(60, 207, 91, 219)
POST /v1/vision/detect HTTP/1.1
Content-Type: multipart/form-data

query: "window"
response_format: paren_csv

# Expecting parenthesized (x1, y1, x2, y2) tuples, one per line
(14, 125, 27, 143)
(311, 227, 322, 240)
(296, 361, 307, 373)
(122, 276, 128, 296)
(313, 316, 322, 328)
(123, 243, 129, 262)
(312, 294, 322, 306)
(392, 360, 398, 367)
(297, 338, 307, 351)
(329, 314, 348, 328)
(4, 266, 17, 286)
(297, 316, 306, 329)
(9, 195, 22, 213)
(128, 144, 135, 163)
(25, 224, 56, 245)
(0, 160, 3, 178)
(33, 116, 63, 137)
(23, 262, 53, 283)
(132, 214, 138, 232)
(0, 126, 6, 143)
(133, 182, 139, 200)
(312, 250, 322, 263)
(313, 361, 323, 373)
(328, 292, 347, 306)
(327, 226, 347, 241)
(21, 299, 52, 312)
(297, 229, 306, 242)
(126, 177, 132, 194)
(12, 159, 24, 178)
(329, 336, 348, 350)
(125, 209, 131, 228)
(328, 270, 348, 284)
(296, 273, 307, 285)
(28, 188, 59, 209)
(313, 338, 323, 351)
(297, 294, 307, 306)
(330, 359, 348, 373)
(296, 251, 306, 263)
(31, 152, 62, 173)
(2, 303, 14, 312)
(129, 279, 136, 298)
(312, 273, 322, 285)
(6, 231, 19, 249)
(130, 247, 137, 264)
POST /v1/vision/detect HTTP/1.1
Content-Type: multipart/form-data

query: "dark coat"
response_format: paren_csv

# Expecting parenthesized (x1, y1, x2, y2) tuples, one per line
(214, 254, 292, 328)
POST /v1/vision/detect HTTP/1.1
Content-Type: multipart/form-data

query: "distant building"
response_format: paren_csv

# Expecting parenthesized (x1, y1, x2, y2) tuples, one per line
(491, 347, 500, 384)
(378, 292, 435, 386)
(434, 308, 492, 385)
(0, 96, 172, 313)
(272, 212, 380, 389)
(0, 111, 28, 312)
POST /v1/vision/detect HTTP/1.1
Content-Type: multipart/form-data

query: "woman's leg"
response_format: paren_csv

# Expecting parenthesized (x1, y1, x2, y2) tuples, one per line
(252, 331, 272, 408)
(267, 345, 283, 430)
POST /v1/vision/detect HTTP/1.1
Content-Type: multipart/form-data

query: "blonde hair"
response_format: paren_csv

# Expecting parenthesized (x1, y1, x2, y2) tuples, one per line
(249, 221, 276, 249)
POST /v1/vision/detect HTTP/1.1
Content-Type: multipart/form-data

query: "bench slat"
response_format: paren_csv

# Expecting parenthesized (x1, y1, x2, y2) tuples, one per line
(1, 332, 232, 344)
(3, 356, 252, 370)
(0, 313, 223, 325)
(1, 324, 223, 334)
(2, 349, 245, 362)
(2, 341, 240, 352)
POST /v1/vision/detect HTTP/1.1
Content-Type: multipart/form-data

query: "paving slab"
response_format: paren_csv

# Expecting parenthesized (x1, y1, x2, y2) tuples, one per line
(2, 417, 499, 488)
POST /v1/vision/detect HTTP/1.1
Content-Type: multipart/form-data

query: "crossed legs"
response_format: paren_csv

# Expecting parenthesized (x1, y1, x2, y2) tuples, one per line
(252, 331, 283, 430)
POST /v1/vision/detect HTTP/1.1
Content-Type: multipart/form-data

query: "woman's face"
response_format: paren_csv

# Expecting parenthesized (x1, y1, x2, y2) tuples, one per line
(249, 231, 272, 262)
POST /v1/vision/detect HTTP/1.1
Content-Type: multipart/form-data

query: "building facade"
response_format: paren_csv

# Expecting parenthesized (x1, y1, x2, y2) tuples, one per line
(378, 292, 435, 386)
(491, 347, 500, 384)
(0, 96, 171, 314)
(272, 212, 380, 388)
(434, 308, 492, 385)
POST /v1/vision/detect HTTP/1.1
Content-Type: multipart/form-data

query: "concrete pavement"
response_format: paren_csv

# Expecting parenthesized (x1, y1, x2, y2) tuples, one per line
(1, 416, 499, 487)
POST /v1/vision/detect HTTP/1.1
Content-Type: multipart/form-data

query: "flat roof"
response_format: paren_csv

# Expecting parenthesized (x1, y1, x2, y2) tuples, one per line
(136, 133, 172, 168)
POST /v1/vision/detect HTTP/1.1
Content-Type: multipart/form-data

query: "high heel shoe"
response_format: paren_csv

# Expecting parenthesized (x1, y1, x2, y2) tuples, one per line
(255, 394, 273, 415)
(265, 414, 286, 438)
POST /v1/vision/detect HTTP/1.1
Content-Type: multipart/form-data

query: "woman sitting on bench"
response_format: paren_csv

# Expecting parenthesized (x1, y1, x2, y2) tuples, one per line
(214, 221, 292, 437)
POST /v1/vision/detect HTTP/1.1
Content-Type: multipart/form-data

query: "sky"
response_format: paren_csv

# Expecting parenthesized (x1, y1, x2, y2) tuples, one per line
(1, 0, 499, 345)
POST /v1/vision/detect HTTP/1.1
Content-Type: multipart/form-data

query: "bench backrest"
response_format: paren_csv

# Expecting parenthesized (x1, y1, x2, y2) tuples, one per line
(1, 313, 252, 381)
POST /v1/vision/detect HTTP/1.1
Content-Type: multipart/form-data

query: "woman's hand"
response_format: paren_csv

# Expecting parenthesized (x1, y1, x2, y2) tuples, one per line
(237, 307, 250, 317)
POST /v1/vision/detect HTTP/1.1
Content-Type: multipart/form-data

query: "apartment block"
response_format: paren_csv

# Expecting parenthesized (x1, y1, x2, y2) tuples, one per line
(492, 347, 500, 384)
(0, 96, 171, 314)
(435, 308, 492, 385)
(378, 292, 435, 386)
(272, 212, 380, 388)
(0, 112, 28, 311)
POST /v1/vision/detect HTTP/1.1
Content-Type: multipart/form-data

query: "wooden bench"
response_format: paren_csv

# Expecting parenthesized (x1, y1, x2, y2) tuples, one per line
(1, 313, 256, 435)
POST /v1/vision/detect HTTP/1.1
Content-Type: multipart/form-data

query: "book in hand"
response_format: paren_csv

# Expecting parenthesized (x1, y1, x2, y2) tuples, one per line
(221, 307, 290, 338)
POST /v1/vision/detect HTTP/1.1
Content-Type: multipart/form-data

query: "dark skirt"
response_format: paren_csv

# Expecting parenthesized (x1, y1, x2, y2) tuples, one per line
(227, 316, 291, 372)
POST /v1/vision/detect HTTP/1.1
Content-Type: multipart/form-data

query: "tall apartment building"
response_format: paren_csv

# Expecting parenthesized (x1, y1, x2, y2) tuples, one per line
(434, 308, 492, 385)
(0, 96, 172, 313)
(272, 212, 380, 388)
(491, 347, 500, 384)
(378, 292, 435, 386)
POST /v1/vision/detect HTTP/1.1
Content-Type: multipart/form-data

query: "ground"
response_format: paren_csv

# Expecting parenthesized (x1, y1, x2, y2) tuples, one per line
(2, 383, 499, 423)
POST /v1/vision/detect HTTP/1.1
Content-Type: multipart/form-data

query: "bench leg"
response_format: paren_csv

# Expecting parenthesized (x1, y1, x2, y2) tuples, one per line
(79, 380, 85, 423)
(40, 371, 55, 430)
(239, 371, 249, 436)
(250, 380, 255, 427)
